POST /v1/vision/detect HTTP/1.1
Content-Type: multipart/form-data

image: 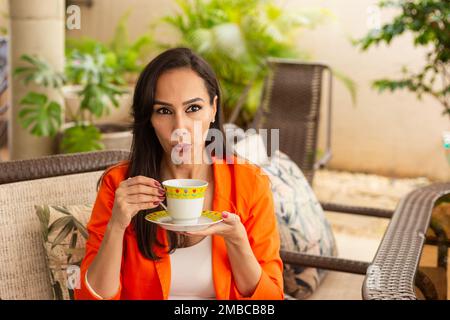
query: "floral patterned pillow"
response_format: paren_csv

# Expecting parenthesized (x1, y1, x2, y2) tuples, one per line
(35, 204, 92, 300)
(261, 150, 338, 299)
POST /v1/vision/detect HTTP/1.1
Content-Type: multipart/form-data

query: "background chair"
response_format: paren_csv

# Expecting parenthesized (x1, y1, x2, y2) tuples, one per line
(250, 58, 332, 185)
(245, 58, 449, 299)
(0, 150, 448, 299)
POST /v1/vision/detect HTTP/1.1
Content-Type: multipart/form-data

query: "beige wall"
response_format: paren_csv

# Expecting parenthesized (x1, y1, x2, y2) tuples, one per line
(69, 0, 449, 181)
(67, 0, 175, 44)
(293, 0, 449, 181)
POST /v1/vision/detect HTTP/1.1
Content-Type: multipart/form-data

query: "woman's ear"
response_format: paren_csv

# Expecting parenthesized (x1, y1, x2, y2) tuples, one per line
(212, 95, 218, 121)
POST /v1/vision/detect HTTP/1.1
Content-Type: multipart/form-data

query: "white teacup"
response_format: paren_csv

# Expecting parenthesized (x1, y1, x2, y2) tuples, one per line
(162, 179, 208, 225)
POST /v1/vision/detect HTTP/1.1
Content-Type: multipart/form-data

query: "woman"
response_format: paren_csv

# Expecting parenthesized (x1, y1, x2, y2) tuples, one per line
(75, 47, 283, 300)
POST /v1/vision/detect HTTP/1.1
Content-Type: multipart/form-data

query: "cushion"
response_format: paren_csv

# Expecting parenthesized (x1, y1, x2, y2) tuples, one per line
(34, 204, 93, 300)
(0, 171, 102, 300)
(261, 150, 337, 299)
(231, 128, 337, 299)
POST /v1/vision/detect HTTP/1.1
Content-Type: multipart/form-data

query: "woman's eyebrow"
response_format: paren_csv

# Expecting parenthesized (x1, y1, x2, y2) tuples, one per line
(153, 97, 204, 106)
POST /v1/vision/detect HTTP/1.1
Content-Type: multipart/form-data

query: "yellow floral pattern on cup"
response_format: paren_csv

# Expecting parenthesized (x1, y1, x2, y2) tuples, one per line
(163, 185, 207, 199)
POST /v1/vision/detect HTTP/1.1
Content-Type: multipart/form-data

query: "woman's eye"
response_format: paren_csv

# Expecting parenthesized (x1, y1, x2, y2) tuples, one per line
(186, 104, 202, 113)
(156, 107, 172, 115)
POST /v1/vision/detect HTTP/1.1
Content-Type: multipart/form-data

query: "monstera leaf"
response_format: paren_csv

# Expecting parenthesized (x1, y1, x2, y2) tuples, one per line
(60, 124, 104, 154)
(18, 92, 62, 137)
(14, 54, 65, 88)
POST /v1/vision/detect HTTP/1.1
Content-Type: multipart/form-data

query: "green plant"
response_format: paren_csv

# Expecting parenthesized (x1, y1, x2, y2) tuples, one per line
(66, 10, 154, 84)
(14, 51, 126, 153)
(67, 49, 126, 119)
(17, 92, 62, 137)
(14, 55, 66, 137)
(356, 0, 450, 118)
(161, 0, 339, 126)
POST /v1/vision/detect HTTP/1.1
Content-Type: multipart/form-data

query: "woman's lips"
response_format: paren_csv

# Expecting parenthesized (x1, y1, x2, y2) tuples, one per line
(173, 143, 192, 151)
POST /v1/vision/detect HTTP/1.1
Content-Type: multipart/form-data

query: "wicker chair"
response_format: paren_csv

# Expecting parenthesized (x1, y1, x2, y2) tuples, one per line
(0, 150, 448, 299)
(245, 58, 449, 299)
(250, 58, 332, 185)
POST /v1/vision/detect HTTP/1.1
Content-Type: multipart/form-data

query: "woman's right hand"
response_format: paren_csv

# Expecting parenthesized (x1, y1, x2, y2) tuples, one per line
(109, 175, 166, 231)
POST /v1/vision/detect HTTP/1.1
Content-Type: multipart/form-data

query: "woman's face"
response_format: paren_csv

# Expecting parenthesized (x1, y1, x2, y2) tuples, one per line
(151, 67, 217, 164)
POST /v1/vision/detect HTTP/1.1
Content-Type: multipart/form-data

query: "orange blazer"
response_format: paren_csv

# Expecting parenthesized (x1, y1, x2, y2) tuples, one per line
(75, 155, 284, 300)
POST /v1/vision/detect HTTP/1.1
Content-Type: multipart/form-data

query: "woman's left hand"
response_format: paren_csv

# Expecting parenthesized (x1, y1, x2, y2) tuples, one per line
(182, 211, 247, 245)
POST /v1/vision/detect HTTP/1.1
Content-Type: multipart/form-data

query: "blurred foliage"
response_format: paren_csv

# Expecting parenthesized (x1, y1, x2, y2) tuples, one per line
(14, 11, 148, 154)
(356, 0, 450, 119)
(66, 10, 154, 85)
(14, 54, 66, 88)
(18, 92, 62, 137)
(161, 0, 339, 127)
(14, 51, 125, 153)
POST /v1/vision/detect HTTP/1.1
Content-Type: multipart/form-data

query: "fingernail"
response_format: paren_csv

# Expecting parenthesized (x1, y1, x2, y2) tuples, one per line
(222, 211, 229, 218)
(153, 201, 160, 205)
(159, 190, 165, 195)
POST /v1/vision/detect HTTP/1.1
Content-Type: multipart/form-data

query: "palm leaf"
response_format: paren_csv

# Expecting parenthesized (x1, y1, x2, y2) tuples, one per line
(53, 281, 64, 300)
(67, 232, 78, 263)
(51, 222, 74, 249)
(51, 205, 72, 216)
(48, 215, 73, 237)
(34, 205, 51, 241)
(72, 219, 89, 239)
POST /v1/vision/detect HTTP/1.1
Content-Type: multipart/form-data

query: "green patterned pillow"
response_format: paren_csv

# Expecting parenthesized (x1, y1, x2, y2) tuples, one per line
(34, 204, 92, 300)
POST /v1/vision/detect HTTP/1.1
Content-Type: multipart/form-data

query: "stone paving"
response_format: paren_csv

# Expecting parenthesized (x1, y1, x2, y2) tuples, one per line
(312, 169, 432, 240)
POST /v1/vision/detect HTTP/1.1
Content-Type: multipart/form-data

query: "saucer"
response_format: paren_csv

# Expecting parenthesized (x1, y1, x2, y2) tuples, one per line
(145, 210, 223, 232)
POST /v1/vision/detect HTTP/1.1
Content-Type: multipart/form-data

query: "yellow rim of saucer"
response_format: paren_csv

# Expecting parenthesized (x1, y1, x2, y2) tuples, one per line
(145, 210, 222, 223)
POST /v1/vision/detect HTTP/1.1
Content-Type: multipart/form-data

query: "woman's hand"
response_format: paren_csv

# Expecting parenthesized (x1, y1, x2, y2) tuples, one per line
(109, 176, 166, 231)
(183, 211, 247, 245)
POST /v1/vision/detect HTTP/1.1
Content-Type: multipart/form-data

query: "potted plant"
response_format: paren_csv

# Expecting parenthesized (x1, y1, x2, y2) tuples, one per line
(64, 10, 154, 125)
(13, 12, 154, 154)
(14, 51, 130, 153)
(356, 0, 449, 164)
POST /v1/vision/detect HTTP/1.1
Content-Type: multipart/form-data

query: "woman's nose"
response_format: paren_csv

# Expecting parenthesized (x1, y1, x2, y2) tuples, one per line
(172, 116, 190, 141)
(174, 112, 186, 129)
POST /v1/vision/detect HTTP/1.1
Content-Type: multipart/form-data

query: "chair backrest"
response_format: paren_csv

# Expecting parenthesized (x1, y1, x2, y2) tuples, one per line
(0, 150, 130, 184)
(0, 150, 129, 299)
(250, 59, 331, 185)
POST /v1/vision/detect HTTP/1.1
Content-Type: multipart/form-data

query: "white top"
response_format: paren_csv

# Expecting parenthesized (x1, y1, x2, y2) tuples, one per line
(84, 236, 216, 300)
(168, 236, 216, 300)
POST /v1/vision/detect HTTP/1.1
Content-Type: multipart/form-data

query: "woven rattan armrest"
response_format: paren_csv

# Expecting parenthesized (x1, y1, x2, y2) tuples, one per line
(362, 183, 450, 299)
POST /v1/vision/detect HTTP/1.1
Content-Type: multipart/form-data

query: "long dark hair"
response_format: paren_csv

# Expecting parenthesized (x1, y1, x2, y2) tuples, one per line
(127, 47, 227, 260)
